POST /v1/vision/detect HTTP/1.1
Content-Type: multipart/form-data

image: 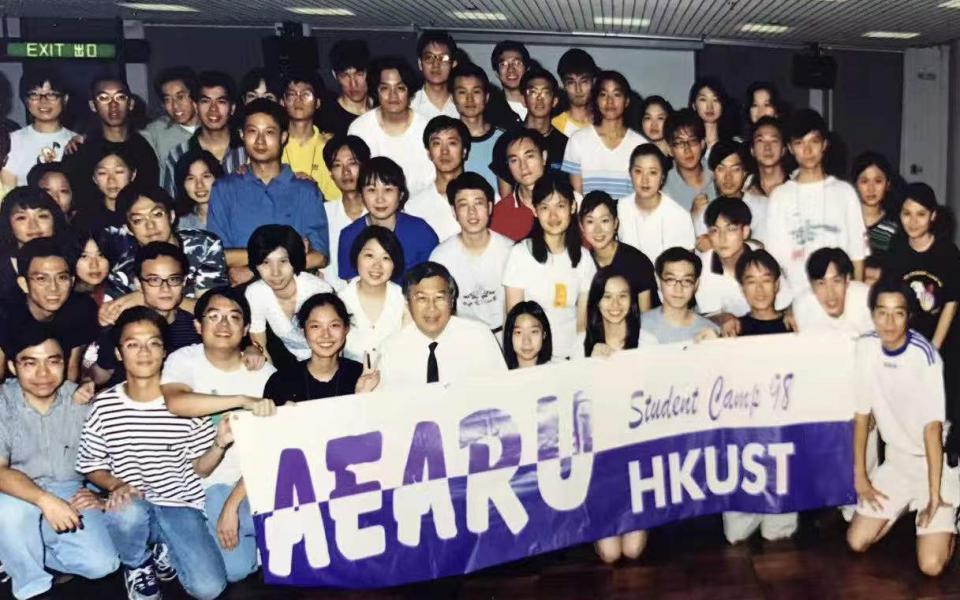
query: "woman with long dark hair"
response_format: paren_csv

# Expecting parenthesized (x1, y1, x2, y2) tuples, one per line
(174, 148, 224, 231)
(852, 151, 901, 256)
(503, 174, 596, 360)
(0, 186, 69, 302)
(583, 267, 642, 357)
(503, 300, 553, 369)
(689, 77, 739, 155)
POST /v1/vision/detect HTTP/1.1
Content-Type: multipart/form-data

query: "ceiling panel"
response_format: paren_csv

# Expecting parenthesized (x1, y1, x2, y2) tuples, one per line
(2, 0, 960, 48)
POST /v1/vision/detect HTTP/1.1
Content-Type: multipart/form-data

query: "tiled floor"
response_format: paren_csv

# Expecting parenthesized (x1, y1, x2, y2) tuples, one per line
(15, 511, 960, 599)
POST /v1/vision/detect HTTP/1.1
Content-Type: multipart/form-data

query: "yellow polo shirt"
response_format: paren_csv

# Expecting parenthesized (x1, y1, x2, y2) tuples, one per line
(281, 126, 341, 201)
(551, 111, 592, 137)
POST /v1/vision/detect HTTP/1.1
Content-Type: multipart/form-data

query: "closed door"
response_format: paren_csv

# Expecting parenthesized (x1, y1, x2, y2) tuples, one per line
(901, 47, 949, 202)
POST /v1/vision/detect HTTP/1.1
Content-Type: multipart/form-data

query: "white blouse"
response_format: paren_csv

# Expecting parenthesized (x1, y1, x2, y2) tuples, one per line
(338, 278, 406, 363)
(246, 271, 333, 360)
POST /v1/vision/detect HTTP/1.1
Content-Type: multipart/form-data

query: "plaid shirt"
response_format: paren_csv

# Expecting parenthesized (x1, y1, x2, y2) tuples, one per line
(106, 228, 229, 299)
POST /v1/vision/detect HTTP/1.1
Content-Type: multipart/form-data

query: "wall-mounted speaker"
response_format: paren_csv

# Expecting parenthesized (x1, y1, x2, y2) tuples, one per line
(792, 54, 837, 90)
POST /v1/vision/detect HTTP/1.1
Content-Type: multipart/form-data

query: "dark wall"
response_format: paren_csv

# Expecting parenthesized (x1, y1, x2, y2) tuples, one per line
(697, 43, 903, 178)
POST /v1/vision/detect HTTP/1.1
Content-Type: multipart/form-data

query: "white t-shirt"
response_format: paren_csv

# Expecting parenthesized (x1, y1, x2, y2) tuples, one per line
(742, 189, 769, 244)
(246, 272, 333, 360)
(323, 200, 366, 292)
(765, 176, 869, 295)
(508, 99, 528, 121)
(430, 232, 514, 330)
(404, 186, 460, 242)
(855, 331, 944, 456)
(695, 251, 792, 316)
(410, 89, 459, 120)
(161, 344, 276, 488)
(337, 278, 406, 363)
(793, 280, 873, 337)
(562, 127, 648, 198)
(347, 109, 436, 195)
(6, 125, 76, 185)
(502, 239, 596, 359)
(617, 192, 696, 263)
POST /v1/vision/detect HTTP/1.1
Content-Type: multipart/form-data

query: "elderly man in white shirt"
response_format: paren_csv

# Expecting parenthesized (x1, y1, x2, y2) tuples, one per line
(378, 261, 506, 389)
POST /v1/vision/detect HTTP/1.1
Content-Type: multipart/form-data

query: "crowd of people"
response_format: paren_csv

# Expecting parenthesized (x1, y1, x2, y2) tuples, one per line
(0, 28, 957, 600)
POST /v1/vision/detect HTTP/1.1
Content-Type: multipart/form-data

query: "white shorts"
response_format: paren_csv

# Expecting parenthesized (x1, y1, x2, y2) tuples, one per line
(855, 448, 960, 535)
(722, 511, 798, 544)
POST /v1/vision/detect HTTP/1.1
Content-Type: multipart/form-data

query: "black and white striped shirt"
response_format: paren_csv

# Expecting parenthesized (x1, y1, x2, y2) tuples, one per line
(76, 384, 215, 510)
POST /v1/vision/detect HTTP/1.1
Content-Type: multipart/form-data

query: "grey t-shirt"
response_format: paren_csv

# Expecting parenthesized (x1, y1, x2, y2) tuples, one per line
(0, 379, 86, 485)
(663, 168, 714, 212)
(641, 307, 719, 344)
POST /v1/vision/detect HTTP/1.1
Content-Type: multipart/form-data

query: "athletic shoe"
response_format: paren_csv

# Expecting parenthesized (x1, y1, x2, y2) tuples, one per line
(150, 543, 177, 582)
(0, 560, 9, 583)
(123, 560, 161, 600)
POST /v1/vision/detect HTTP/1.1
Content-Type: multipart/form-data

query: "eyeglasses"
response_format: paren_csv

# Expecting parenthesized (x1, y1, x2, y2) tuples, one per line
(27, 91, 63, 103)
(660, 277, 697, 289)
(28, 273, 72, 288)
(94, 92, 129, 105)
(139, 274, 185, 288)
(120, 338, 165, 353)
(524, 87, 553, 98)
(498, 58, 524, 70)
(202, 311, 245, 326)
(670, 138, 701, 150)
(284, 90, 315, 101)
(421, 53, 451, 66)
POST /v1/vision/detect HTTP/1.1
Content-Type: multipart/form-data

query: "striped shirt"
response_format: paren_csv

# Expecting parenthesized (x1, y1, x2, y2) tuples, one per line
(867, 217, 899, 255)
(561, 126, 647, 198)
(76, 384, 215, 510)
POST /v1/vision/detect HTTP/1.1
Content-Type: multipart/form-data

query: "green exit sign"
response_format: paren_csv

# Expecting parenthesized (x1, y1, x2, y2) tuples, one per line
(6, 42, 117, 59)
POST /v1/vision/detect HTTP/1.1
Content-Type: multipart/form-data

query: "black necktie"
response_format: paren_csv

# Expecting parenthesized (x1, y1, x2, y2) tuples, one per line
(427, 341, 439, 383)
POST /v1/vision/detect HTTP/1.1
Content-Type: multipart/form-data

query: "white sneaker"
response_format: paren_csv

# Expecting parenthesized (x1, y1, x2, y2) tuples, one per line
(123, 560, 162, 600)
(0, 560, 9, 584)
(150, 543, 177, 582)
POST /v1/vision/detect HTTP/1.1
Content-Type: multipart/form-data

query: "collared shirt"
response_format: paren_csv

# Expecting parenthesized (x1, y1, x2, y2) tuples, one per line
(410, 89, 459, 119)
(0, 379, 86, 486)
(106, 228, 229, 299)
(378, 316, 507, 390)
(616, 192, 696, 263)
(337, 213, 437, 281)
(207, 165, 329, 257)
(281, 125, 341, 201)
(490, 192, 535, 242)
(161, 130, 247, 195)
(140, 115, 196, 166)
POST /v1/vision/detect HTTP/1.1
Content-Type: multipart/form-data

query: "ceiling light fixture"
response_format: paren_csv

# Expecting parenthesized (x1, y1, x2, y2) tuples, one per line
(285, 7, 354, 15)
(594, 16, 651, 27)
(862, 30, 920, 39)
(450, 10, 508, 20)
(740, 23, 790, 34)
(117, 2, 198, 11)
(938, 0, 960, 7)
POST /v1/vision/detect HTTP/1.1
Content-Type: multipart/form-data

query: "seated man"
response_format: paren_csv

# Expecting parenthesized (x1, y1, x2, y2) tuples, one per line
(92, 243, 202, 387)
(0, 238, 99, 381)
(733, 249, 792, 336)
(76, 307, 232, 600)
(793, 247, 872, 336)
(847, 278, 957, 577)
(161, 287, 275, 584)
(429, 172, 513, 334)
(0, 327, 118, 600)
(103, 185, 227, 315)
(378, 261, 505, 388)
(641, 247, 720, 344)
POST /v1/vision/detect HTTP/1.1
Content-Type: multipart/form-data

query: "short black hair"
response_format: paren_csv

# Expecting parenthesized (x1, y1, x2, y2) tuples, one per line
(348, 224, 405, 283)
(91, 144, 135, 171)
(491, 40, 530, 71)
(321, 134, 371, 170)
(578, 190, 618, 222)
(664, 108, 705, 144)
(154, 66, 198, 101)
(0, 187, 68, 249)
(402, 261, 459, 308)
(358, 156, 409, 208)
(113, 306, 168, 348)
(786, 108, 828, 142)
(521, 68, 559, 95)
(197, 71, 237, 103)
(864, 254, 884, 271)
(655, 246, 702, 279)
(26, 162, 69, 188)
(704, 196, 752, 227)
(868, 276, 919, 315)
(247, 224, 307, 275)
(446, 171, 494, 206)
(417, 30, 458, 58)
(494, 128, 547, 183)
(116, 185, 175, 220)
(707, 139, 748, 172)
(281, 68, 326, 98)
(503, 300, 553, 369)
(135, 241, 188, 279)
(242, 97, 289, 131)
(17, 237, 70, 276)
(19, 68, 66, 102)
(735, 249, 781, 283)
(447, 62, 490, 96)
(423, 115, 471, 154)
(7, 322, 64, 361)
(557, 49, 598, 79)
(806, 247, 853, 281)
(296, 292, 351, 330)
(194, 285, 251, 326)
(239, 67, 281, 99)
(89, 75, 129, 101)
(367, 57, 419, 104)
(751, 115, 785, 141)
(329, 39, 370, 74)
(629, 142, 672, 175)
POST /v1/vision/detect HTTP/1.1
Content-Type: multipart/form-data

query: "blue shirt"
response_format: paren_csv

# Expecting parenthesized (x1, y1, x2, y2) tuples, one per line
(338, 213, 439, 281)
(207, 165, 329, 257)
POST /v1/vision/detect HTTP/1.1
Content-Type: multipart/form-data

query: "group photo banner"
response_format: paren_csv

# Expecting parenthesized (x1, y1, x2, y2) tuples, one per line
(232, 332, 858, 588)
